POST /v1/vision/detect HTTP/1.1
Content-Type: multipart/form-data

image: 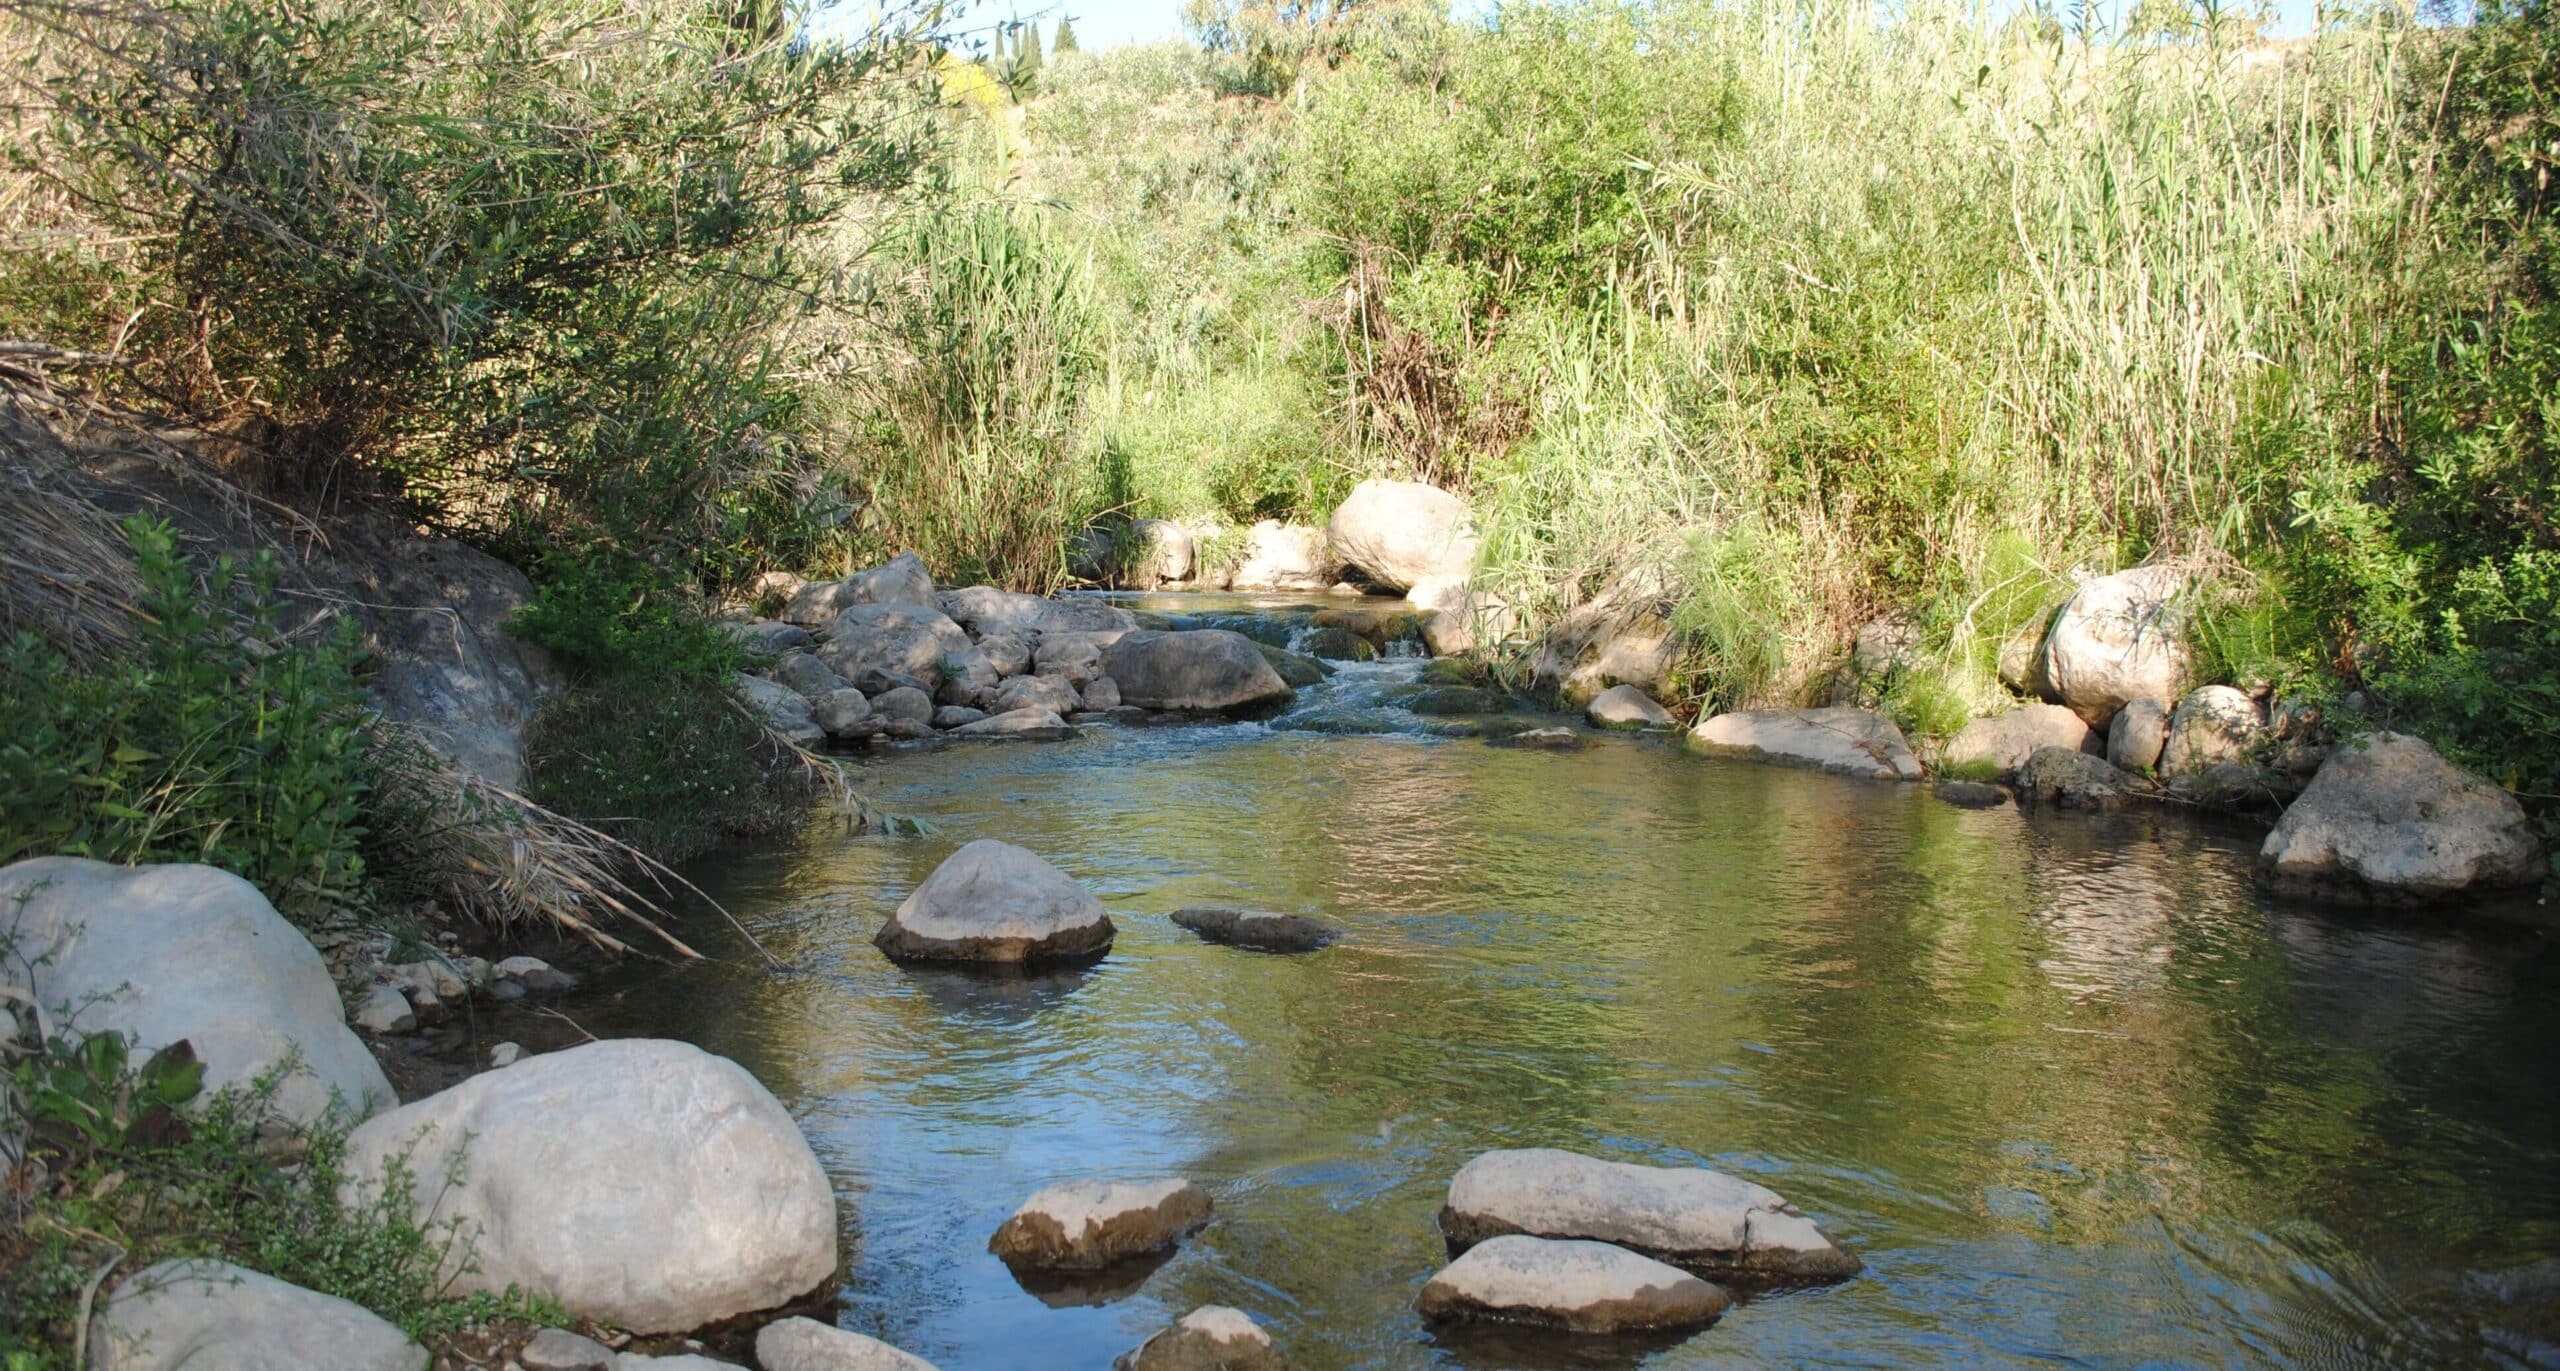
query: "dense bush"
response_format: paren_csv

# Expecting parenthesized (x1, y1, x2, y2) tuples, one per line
(7, 0, 928, 586)
(511, 547, 809, 862)
(0, 518, 372, 921)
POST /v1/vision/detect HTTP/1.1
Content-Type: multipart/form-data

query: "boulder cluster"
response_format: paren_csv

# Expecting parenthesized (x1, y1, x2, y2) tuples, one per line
(5, 856, 939, 1371)
(1416, 1147, 1858, 1336)
(726, 553, 1298, 748)
(1674, 563, 2545, 907)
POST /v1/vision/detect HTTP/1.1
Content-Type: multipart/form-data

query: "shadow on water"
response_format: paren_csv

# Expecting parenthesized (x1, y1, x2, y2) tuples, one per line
(561, 614, 2560, 1370)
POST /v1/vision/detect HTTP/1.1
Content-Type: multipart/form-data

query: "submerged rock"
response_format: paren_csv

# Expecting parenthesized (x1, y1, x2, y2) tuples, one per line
(1416, 1235, 1731, 1336)
(340, 1039, 834, 1334)
(1115, 1306, 1298, 1371)
(1438, 1147, 1860, 1283)
(1586, 684, 1674, 730)
(91, 1259, 421, 1371)
(755, 1317, 940, 1371)
(1493, 727, 1584, 750)
(2042, 564, 2193, 728)
(1935, 781, 2009, 809)
(1941, 704, 2092, 781)
(2258, 732, 2546, 904)
(876, 839, 1115, 963)
(1104, 630, 1294, 714)
(1688, 707, 1925, 781)
(1254, 642, 1330, 688)
(1326, 479, 1477, 594)
(0, 858, 391, 1126)
(989, 1178, 1212, 1271)
(1406, 685, 1511, 716)
(1171, 907, 1342, 952)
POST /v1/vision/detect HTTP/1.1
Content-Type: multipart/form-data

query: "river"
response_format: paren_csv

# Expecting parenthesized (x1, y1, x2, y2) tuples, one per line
(568, 595, 2560, 1369)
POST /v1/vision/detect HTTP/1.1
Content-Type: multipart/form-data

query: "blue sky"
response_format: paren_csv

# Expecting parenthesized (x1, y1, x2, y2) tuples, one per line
(816, 0, 2335, 53)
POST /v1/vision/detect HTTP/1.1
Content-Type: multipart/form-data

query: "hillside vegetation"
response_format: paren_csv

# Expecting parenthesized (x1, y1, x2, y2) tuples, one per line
(2, 0, 2553, 891)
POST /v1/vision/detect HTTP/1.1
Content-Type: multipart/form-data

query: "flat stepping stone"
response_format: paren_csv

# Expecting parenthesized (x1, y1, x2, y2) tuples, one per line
(1171, 907, 1341, 953)
(875, 840, 1114, 964)
(989, 1178, 1211, 1271)
(1416, 1235, 1731, 1335)
(1440, 1148, 1859, 1282)
(1491, 727, 1584, 750)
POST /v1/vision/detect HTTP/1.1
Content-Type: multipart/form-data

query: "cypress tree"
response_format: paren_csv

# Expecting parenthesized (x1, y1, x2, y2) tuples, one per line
(1053, 17, 1079, 52)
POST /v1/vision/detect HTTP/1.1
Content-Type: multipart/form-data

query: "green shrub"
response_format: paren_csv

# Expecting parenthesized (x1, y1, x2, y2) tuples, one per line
(0, 1025, 558, 1368)
(11, 0, 926, 587)
(509, 546, 808, 863)
(524, 676, 810, 865)
(0, 517, 371, 920)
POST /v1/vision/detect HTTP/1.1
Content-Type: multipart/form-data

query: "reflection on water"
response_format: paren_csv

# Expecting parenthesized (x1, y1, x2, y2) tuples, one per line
(570, 667, 2560, 1370)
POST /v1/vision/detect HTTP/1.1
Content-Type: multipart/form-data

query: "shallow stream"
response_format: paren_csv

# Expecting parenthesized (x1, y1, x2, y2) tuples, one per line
(572, 594, 2560, 1369)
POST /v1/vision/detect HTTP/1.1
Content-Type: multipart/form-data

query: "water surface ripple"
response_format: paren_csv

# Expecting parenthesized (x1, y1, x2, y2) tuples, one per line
(576, 646, 2560, 1370)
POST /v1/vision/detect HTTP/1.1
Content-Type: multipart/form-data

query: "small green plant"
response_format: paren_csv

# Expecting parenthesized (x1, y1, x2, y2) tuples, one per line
(0, 1023, 562, 1367)
(0, 517, 372, 921)
(510, 547, 748, 683)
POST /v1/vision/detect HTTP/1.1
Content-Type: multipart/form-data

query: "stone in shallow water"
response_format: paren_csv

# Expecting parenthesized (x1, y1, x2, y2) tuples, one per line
(1105, 630, 1295, 713)
(1416, 1234, 1732, 1335)
(1687, 707, 1924, 781)
(1439, 1147, 1860, 1282)
(1171, 907, 1342, 953)
(876, 839, 1115, 964)
(1586, 683, 1674, 730)
(2258, 732, 2546, 904)
(989, 1178, 1212, 1271)
(1941, 704, 2092, 781)
(2015, 746, 2140, 811)
(755, 1316, 940, 1371)
(1115, 1305, 1299, 1371)
(1492, 726, 1583, 750)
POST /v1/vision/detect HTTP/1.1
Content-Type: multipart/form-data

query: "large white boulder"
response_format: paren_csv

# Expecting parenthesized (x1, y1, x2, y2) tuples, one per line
(988, 1177, 1212, 1270)
(754, 1317, 939, 1371)
(91, 1259, 423, 1371)
(1102, 630, 1294, 714)
(339, 1039, 834, 1334)
(1688, 707, 1925, 781)
(2041, 564, 2193, 728)
(1941, 704, 2092, 781)
(1416, 1235, 1731, 1335)
(0, 858, 391, 1125)
(875, 840, 1115, 963)
(1325, 480, 1477, 593)
(1439, 1148, 1860, 1282)
(2259, 733, 2546, 904)
(1227, 521, 1329, 592)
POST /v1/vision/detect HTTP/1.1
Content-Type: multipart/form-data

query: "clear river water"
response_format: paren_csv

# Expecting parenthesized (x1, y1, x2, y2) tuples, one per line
(566, 594, 2560, 1370)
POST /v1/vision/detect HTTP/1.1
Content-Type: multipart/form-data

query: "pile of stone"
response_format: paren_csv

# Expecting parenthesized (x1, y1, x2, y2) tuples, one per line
(726, 553, 1295, 747)
(1416, 1147, 1858, 1337)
